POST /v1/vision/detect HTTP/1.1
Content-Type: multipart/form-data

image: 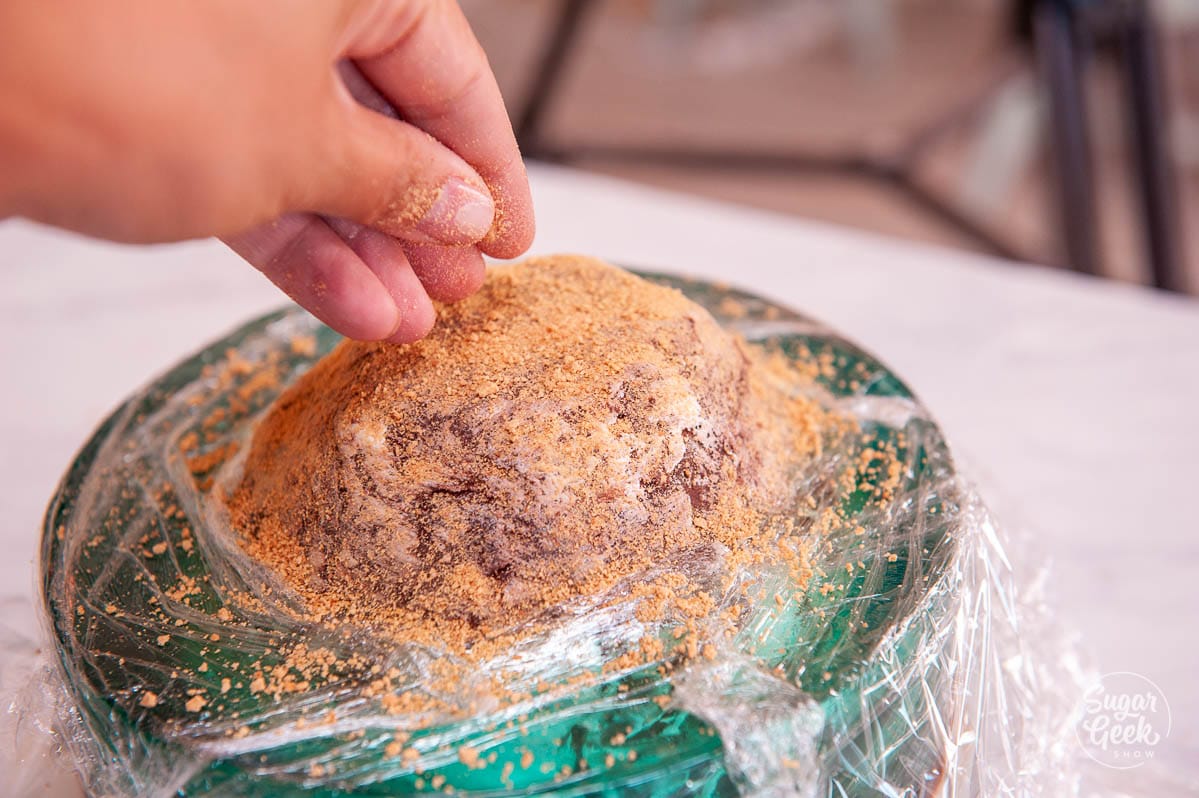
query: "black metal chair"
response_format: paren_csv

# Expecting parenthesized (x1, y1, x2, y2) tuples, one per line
(513, 0, 1187, 292)
(1029, 0, 1186, 290)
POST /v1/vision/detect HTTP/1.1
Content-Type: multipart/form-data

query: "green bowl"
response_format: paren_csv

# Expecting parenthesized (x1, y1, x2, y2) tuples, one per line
(43, 273, 960, 797)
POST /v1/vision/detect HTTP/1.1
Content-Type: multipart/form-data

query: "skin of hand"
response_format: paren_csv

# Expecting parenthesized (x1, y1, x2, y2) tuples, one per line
(0, 0, 534, 343)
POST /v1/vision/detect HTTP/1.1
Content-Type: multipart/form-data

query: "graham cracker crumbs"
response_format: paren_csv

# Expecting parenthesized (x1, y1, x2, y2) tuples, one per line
(185, 695, 207, 713)
(186, 441, 239, 478)
(457, 745, 483, 769)
(139, 691, 158, 708)
(290, 335, 317, 357)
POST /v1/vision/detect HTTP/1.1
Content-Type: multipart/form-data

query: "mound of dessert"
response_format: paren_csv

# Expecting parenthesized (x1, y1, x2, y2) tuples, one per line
(229, 256, 827, 645)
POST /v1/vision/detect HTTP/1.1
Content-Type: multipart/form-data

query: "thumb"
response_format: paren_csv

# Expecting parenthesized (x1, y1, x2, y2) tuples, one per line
(298, 96, 496, 247)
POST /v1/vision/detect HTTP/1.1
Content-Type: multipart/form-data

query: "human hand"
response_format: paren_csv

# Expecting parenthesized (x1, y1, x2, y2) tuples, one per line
(0, 1, 534, 342)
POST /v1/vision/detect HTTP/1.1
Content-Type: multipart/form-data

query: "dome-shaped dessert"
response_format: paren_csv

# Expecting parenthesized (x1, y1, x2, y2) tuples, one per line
(229, 256, 808, 636)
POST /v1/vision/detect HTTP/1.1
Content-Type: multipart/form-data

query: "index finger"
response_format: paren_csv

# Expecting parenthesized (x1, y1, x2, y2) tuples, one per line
(348, 2, 534, 259)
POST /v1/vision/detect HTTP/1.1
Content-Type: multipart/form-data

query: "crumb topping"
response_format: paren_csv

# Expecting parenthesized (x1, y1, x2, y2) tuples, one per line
(228, 256, 837, 655)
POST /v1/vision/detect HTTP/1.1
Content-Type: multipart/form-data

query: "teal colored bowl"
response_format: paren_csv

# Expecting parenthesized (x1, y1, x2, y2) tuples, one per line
(43, 273, 960, 797)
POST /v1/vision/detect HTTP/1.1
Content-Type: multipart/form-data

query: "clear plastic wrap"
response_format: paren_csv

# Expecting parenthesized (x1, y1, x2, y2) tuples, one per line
(34, 273, 1082, 796)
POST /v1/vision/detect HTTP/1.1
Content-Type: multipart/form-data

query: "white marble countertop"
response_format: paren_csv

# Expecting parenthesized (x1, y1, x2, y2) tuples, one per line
(2, 164, 1196, 796)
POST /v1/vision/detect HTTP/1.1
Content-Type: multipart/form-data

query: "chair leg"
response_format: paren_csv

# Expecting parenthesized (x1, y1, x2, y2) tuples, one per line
(514, 0, 596, 156)
(1119, 0, 1187, 292)
(1035, 0, 1102, 276)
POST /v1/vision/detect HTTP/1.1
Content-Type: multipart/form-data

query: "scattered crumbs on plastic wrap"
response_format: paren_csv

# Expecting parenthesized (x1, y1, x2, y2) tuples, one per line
(27, 275, 1090, 797)
(1, 596, 87, 798)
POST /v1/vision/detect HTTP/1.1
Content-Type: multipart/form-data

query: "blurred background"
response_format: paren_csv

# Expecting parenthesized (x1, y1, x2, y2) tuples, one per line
(460, 0, 1198, 293)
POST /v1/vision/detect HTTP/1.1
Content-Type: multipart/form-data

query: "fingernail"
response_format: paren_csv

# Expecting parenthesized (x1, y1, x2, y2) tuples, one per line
(414, 178, 494, 245)
(384, 304, 405, 341)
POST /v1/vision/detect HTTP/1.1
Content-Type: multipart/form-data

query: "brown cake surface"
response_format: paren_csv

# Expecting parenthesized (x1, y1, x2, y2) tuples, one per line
(229, 256, 817, 638)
